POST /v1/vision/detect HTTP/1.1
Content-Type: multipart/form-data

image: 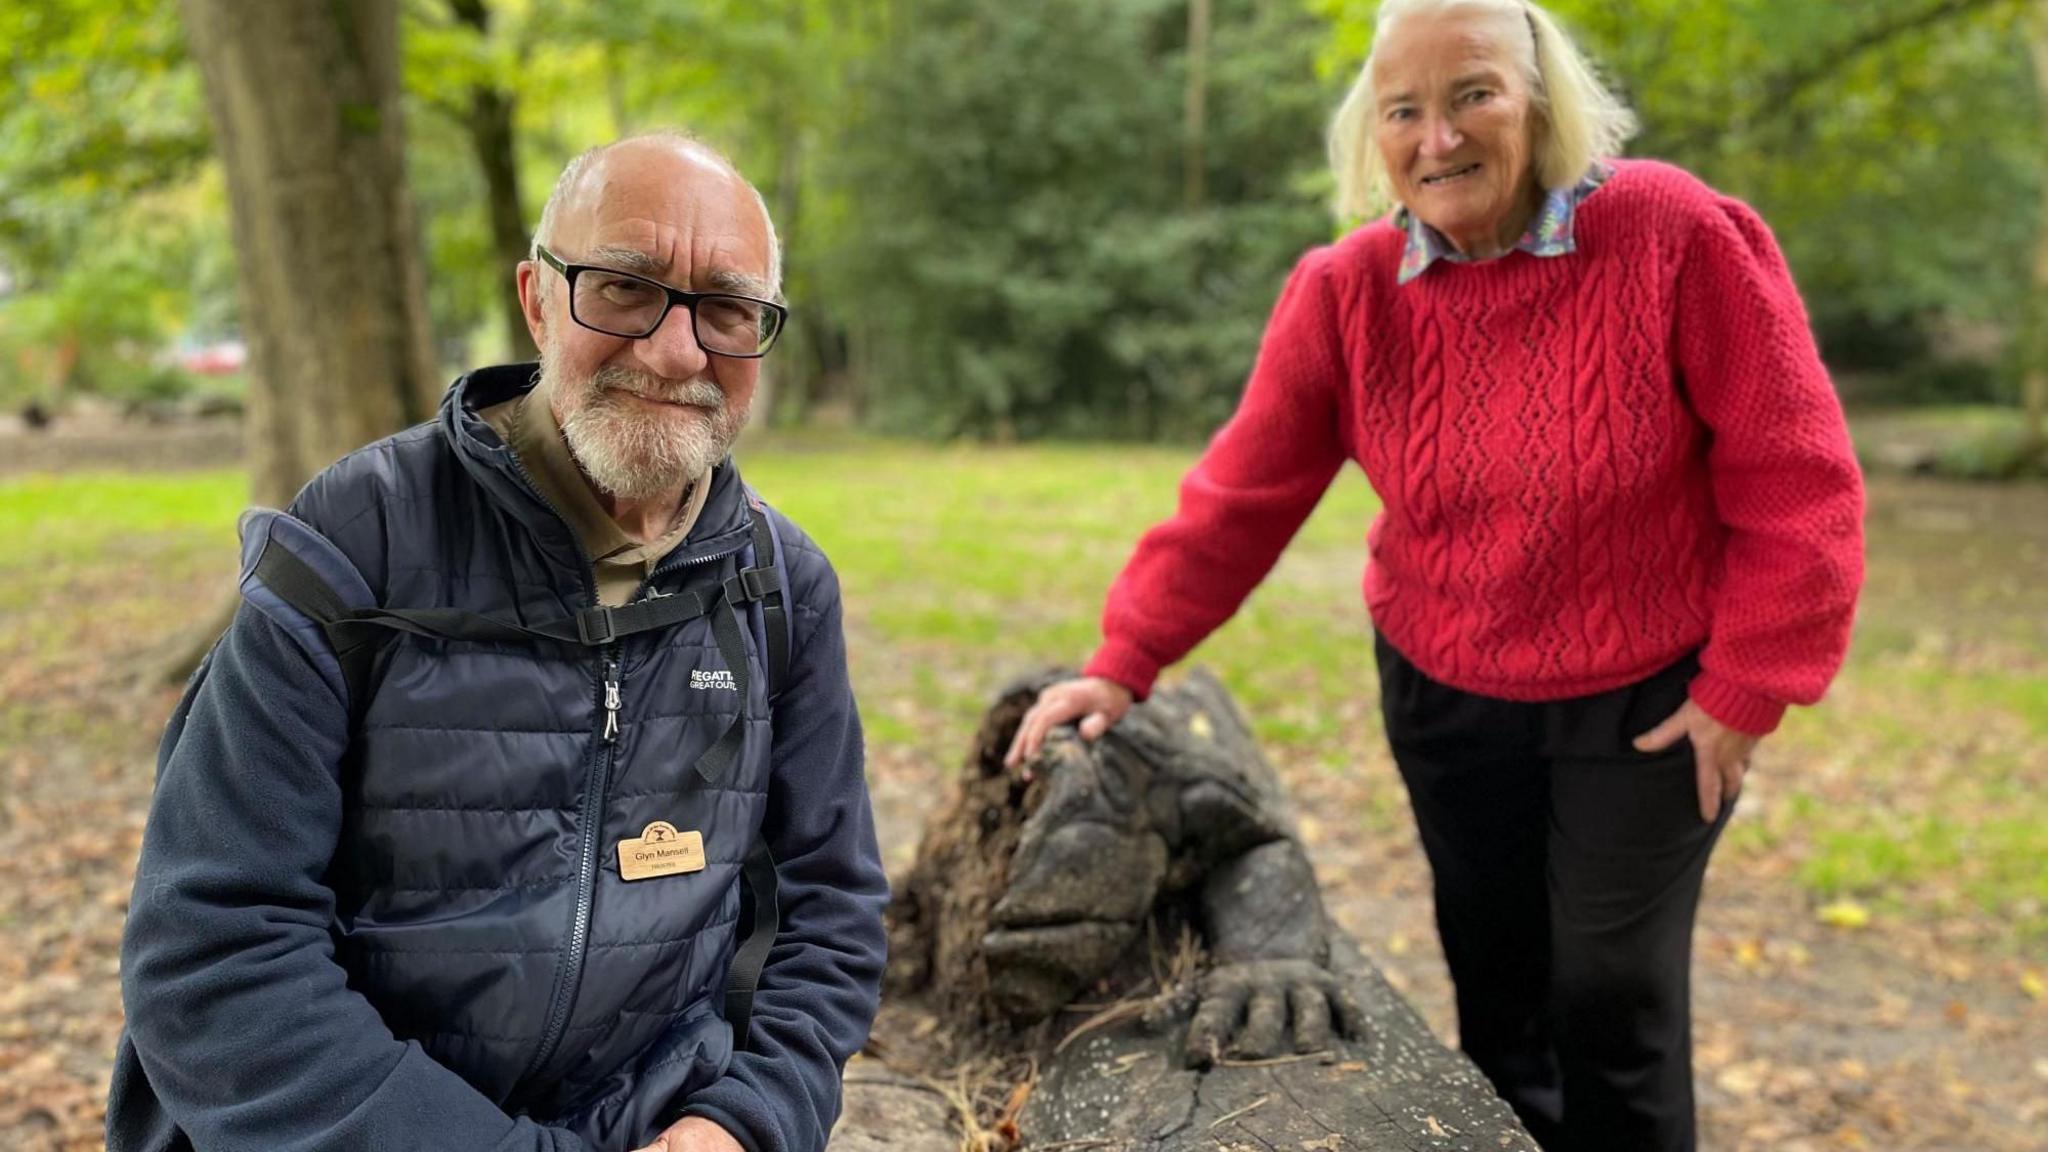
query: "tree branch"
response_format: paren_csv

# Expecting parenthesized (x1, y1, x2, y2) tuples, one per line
(1664, 0, 2017, 152)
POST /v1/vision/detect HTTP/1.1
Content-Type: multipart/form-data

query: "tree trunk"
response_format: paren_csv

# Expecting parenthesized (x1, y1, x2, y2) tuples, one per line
(763, 0, 806, 426)
(2024, 0, 2048, 457)
(1183, 0, 1210, 211)
(181, 0, 439, 512)
(447, 0, 535, 363)
(468, 84, 535, 362)
(1016, 933, 1536, 1150)
(164, 0, 438, 683)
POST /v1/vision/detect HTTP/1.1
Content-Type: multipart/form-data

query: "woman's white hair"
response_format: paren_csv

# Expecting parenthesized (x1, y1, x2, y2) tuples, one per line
(1328, 0, 1637, 221)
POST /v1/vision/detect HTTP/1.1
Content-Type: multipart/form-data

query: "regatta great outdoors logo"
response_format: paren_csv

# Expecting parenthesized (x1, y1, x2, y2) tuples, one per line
(690, 669, 738, 692)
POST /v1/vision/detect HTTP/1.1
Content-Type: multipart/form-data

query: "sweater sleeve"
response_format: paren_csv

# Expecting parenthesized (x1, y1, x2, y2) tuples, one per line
(679, 544, 889, 1152)
(1084, 248, 1351, 698)
(117, 604, 591, 1152)
(1673, 195, 1865, 735)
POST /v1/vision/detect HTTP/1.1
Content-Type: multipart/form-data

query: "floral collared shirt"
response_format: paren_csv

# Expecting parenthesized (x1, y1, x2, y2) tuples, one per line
(1394, 162, 1612, 285)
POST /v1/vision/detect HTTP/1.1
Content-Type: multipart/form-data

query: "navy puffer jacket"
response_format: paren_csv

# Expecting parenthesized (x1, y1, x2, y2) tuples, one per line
(108, 366, 888, 1152)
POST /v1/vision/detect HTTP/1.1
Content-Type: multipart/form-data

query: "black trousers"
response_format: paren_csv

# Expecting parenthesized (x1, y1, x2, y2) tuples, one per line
(1375, 635, 1729, 1152)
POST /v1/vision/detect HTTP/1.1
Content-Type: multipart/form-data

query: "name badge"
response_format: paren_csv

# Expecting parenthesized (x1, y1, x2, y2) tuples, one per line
(618, 820, 706, 881)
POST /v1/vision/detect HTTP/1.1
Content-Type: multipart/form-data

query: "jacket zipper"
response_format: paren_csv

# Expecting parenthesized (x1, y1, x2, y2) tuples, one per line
(642, 539, 746, 591)
(500, 447, 618, 1092)
(519, 648, 622, 1085)
(499, 445, 746, 1087)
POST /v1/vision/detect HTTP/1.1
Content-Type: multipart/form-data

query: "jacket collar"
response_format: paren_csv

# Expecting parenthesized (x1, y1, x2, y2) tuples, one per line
(438, 364, 756, 577)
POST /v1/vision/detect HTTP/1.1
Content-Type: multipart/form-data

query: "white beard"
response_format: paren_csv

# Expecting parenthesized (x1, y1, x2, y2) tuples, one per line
(543, 345, 749, 500)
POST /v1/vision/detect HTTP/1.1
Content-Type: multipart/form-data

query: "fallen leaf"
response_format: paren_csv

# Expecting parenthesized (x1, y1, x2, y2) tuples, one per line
(1298, 815, 1324, 846)
(1817, 900, 1870, 929)
(1716, 1061, 1767, 1097)
(2021, 970, 2045, 1002)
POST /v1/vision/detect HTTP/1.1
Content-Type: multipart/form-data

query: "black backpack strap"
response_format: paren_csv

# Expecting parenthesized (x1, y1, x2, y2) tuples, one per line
(722, 493, 794, 1052)
(691, 575, 755, 785)
(248, 533, 385, 716)
(253, 537, 728, 650)
(253, 534, 757, 786)
(725, 836, 780, 1052)
(333, 584, 725, 648)
(737, 497, 789, 693)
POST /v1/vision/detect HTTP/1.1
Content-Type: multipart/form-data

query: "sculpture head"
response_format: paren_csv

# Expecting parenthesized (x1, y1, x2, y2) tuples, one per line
(978, 676, 1171, 1021)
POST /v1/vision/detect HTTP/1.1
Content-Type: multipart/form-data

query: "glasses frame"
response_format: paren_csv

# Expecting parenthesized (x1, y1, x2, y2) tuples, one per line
(533, 245, 788, 359)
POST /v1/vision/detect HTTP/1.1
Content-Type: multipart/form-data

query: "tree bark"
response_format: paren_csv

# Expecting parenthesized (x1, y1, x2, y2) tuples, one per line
(1015, 933, 1536, 1151)
(164, 0, 437, 684)
(447, 0, 536, 363)
(181, 0, 440, 512)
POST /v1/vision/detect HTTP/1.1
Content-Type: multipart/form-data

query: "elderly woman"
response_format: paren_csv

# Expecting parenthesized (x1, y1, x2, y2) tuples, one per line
(1005, 1, 1864, 1149)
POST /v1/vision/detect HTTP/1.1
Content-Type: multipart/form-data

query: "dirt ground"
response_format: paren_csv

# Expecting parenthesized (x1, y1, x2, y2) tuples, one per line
(0, 422, 2041, 1151)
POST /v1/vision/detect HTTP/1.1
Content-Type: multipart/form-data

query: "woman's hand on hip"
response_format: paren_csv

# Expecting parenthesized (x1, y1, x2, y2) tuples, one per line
(1004, 677, 1136, 770)
(1634, 699, 1761, 824)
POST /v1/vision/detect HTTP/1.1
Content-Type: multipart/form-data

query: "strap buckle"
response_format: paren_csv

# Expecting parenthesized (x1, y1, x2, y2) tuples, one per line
(576, 606, 617, 646)
(732, 566, 781, 602)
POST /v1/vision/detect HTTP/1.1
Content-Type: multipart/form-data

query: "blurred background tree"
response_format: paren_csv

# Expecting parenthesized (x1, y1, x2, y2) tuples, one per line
(1, 0, 2041, 466)
(182, 0, 439, 511)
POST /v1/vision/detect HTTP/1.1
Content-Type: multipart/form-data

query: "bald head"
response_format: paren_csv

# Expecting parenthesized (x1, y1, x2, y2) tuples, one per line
(531, 133, 782, 299)
(517, 133, 776, 506)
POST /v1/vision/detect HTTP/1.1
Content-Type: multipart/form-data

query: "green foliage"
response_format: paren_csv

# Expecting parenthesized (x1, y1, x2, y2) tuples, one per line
(819, 0, 1338, 439)
(0, 0, 211, 275)
(0, 0, 231, 406)
(0, 0, 2042, 429)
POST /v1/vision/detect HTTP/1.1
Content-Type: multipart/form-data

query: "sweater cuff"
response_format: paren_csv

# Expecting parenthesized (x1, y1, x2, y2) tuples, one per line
(1083, 640, 1162, 702)
(1688, 671, 1786, 737)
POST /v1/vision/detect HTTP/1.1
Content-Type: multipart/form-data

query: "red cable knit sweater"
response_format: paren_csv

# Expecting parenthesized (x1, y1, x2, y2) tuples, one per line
(1084, 160, 1864, 736)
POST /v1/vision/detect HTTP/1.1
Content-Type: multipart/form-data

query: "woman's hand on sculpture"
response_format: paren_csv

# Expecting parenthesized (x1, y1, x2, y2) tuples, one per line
(1634, 699, 1761, 823)
(1003, 676, 1136, 770)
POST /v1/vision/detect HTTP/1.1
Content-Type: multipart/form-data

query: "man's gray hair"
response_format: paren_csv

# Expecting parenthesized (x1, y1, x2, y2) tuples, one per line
(530, 130, 784, 298)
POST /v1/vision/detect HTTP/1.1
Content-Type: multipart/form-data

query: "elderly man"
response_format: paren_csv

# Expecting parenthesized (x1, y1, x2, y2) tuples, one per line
(108, 135, 888, 1152)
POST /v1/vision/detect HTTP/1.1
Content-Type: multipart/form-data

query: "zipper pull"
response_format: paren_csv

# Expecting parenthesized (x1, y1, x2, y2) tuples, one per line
(602, 662, 621, 743)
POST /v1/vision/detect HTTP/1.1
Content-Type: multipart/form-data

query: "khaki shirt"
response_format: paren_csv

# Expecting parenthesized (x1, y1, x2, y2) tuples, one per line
(480, 375, 712, 607)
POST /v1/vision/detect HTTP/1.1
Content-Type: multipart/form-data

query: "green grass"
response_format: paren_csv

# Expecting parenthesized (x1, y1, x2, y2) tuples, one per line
(3, 440, 2042, 941)
(742, 438, 1382, 752)
(0, 470, 244, 571)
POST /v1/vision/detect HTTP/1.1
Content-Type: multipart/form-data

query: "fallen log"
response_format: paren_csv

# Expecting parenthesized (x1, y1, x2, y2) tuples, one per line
(838, 670, 1536, 1151)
